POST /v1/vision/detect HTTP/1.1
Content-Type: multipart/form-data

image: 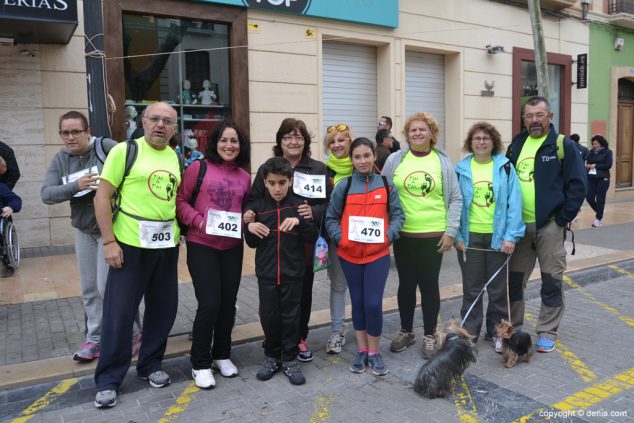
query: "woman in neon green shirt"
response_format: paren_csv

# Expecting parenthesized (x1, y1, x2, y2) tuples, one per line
(381, 112, 462, 359)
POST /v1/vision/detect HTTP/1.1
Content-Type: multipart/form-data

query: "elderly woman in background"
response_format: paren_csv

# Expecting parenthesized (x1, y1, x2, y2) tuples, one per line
(245, 118, 332, 363)
(454, 122, 524, 351)
(381, 112, 462, 359)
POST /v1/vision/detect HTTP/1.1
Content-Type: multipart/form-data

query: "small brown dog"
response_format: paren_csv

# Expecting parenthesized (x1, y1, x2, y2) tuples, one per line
(496, 319, 533, 368)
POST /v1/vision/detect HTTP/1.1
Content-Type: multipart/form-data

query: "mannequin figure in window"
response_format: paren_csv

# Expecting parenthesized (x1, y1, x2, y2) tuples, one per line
(125, 106, 138, 140)
(181, 80, 195, 105)
(199, 80, 217, 105)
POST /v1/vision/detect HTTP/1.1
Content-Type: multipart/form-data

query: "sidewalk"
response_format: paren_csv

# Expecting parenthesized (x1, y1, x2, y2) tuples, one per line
(1, 200, 633, 389)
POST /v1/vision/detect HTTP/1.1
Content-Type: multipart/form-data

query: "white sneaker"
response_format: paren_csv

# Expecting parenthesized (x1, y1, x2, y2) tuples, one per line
(212, 359, 239, 377)
(493, 337, 503, 354)
(592, 219, 602, 227)
(192, 368, 216, 389)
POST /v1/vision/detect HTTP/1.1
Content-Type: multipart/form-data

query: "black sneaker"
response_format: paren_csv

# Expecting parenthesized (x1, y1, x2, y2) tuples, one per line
(282, 360, 306, 385)
(256, 357, 281, 381)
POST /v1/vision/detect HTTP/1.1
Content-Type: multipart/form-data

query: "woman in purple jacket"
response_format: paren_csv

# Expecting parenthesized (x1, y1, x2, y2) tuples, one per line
(176, 122, 251, 389)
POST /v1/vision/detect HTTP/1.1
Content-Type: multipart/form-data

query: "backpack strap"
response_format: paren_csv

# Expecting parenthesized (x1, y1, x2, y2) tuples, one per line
(94, 137, 107, 164)
(124, 139, 138, 179)
(556, 134, 565, 162)
(189, 159, 207, 207)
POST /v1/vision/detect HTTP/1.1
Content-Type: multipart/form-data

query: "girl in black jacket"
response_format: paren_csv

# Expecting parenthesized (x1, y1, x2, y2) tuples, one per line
(585, 135, 613, 227)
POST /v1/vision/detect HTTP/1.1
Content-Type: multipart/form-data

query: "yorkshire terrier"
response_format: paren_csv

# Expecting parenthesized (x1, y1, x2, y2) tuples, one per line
(413, 321, 477, 399)
(496, 319, 533, 368)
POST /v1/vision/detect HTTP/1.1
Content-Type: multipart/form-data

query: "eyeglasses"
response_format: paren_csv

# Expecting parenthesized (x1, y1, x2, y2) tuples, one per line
(524, 113, 548, 120)
(327, 124, 348, 133)
(144, 115, 177, 126)
(377, 121, 387, 126)
(472, 136, 491, 142)
(59, 129, 85, 138)
(281, 135, 305, 142)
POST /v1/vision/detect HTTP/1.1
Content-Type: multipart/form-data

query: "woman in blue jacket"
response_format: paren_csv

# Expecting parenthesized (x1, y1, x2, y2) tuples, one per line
(455, 122, 525, 350)
(585, 135, 613, 228)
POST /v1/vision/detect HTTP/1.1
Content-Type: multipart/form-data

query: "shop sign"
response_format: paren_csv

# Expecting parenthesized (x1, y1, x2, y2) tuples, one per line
(576, 53, 587, 90)
(1, 0, 76, 22)
(0, 0, 78, 44)
(200, 0, 398, 28)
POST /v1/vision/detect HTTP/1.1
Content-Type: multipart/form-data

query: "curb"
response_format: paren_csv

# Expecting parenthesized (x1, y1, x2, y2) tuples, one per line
(1, 250, 632, 391)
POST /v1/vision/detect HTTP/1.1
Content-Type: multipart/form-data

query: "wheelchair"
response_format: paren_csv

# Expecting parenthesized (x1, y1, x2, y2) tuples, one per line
(0, 217, 19, 276)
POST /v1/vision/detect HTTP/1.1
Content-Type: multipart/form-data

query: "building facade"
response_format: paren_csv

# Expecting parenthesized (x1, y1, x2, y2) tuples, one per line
(587, 0, 634, 200)
(2, 0, 593, 247)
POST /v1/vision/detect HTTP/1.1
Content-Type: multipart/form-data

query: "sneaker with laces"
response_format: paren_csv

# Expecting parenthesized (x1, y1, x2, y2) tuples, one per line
(94, 390, 117, 408)
(297, 338, 313, 362)
(421, 335, 438, 359)
(368, 354, 389, 376)
(390, 329, 415, 352)
(131, 332, 142, 357)
(212, 359, 238, 377)
(493, 336, 503, 354)
(256, 357, 281, 381)
(536, 336, 555, 353)
(139, 370, 171, 388)
(325, 331, 346, 354)
(282, 360, 306, 385)
(192, 368, 215, 389)
(73, 341, 100, 362)
(592, 219, 602, 227)
(350, 351, 368, 373)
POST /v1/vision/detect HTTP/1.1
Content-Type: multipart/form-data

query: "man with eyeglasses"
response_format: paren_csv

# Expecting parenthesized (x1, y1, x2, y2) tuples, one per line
(377, 116, 401, 153)
(506, 96, 586, 354)
(93, 102, 182, 408)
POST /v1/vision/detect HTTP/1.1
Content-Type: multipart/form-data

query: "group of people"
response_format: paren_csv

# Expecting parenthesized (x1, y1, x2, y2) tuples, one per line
(37, 95, 606, 409)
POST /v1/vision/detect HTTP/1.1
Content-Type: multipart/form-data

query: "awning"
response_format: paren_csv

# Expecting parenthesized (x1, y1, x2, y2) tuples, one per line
(0, 0, 78, 44)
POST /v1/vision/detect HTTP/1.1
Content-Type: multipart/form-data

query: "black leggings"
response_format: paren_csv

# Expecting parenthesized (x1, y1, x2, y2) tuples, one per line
(299, 244, 315, 340)
(187, 242, 243, 369)
(393, 236, 443, 336)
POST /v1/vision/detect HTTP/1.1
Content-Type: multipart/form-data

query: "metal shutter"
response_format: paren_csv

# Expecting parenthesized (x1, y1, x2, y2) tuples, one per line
(323, 42, 377, 140)
(405, 51, 445, 149)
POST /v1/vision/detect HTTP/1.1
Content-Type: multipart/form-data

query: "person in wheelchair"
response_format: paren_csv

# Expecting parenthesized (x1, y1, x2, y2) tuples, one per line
(0, 155, 22, 276)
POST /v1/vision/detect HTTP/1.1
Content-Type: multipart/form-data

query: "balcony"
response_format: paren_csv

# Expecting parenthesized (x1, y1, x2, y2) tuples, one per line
(608, 0, 634, 30)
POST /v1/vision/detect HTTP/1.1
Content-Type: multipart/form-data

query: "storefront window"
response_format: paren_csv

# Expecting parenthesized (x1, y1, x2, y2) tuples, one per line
(512, 47, 571, 136)
(122, 14, 231, 154)
(520, 61, 562, 132)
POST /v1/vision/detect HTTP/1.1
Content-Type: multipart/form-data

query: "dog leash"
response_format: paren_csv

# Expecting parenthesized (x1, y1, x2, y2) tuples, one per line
(459, 251, 512, 328)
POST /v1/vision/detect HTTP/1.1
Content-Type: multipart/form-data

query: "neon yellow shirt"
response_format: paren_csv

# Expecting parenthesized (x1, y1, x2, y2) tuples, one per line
(392, 150, 446, 233)
(515, 134, 547, 223)
(100, 138, 181, 248)
(469, 158, 495, 233)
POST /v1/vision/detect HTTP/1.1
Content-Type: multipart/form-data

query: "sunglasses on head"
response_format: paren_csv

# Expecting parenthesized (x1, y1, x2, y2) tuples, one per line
(327, 124, 348, 133)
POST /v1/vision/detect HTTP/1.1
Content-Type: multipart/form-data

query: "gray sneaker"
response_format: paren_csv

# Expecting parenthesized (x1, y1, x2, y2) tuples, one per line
(350, 351, 368, 373)
(367, 353, 389, 376)
(282, 360, 306, 385)
(421, 335, 438, 360)
(390, 329, 415, 352)
(139, 370, 171, 388)
(94, 390, 117, 408)
(325, 331, 346, 354)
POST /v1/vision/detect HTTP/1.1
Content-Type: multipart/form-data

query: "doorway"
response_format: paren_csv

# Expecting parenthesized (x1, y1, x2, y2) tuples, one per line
(616, 78, 634, 188)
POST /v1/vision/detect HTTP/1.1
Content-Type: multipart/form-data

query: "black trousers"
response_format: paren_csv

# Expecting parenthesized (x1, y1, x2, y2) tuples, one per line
(457, 232, 509, 341)
(298, 244, 315, 340)
(258, 280, 302, 362)
(393, 236, 443, 336)
(187, 242, 243, 369)
(95, 243, 179, 391)
(586, 176, 610, 220)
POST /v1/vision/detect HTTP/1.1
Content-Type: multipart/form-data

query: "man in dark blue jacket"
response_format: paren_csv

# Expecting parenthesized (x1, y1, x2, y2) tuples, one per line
(506, 96, 586, 354)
